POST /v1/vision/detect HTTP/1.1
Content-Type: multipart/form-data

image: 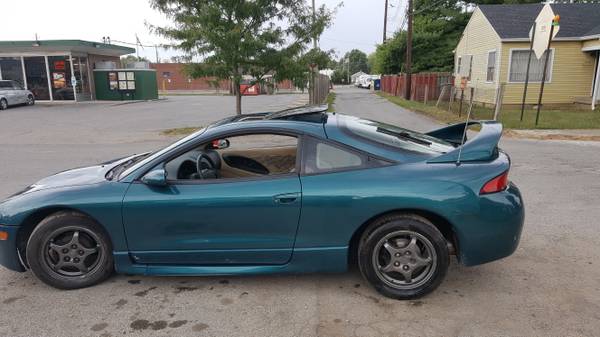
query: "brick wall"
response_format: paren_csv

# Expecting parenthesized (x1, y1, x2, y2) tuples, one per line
(150, 63, 296, 92)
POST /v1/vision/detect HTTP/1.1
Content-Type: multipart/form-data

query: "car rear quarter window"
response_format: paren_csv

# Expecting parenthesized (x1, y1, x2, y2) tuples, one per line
(315, 142, 362, 171)
(302, 137, 386, 175)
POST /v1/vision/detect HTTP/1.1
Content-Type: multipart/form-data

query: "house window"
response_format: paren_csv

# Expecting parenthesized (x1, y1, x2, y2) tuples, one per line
(457, 55, 472, 80)
(509, 49, 553, 82)
(486, 51, 496, 82)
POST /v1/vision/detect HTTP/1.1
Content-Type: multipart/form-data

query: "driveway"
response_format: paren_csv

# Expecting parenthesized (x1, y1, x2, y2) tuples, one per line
(1, 89, 599, 337)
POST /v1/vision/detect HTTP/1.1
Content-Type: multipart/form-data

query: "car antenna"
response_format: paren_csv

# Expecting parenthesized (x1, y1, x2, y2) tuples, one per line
(456, 87, 475, 166)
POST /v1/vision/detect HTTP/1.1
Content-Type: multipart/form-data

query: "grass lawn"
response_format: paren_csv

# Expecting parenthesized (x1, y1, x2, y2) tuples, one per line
(378, 92, 600, 129)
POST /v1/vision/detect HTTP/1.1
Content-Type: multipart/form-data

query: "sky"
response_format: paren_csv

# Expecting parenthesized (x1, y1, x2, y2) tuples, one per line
(0, 0, 404, 62)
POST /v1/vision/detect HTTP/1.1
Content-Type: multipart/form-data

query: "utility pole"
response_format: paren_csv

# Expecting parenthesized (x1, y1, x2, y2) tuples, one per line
(404, 0, 413, 100)
(383, 0, 389, 43)
(312, 0, 318, 49)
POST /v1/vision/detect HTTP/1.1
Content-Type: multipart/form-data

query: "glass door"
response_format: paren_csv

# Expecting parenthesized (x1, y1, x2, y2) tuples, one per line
(72, 56, 92, 101)
(24, 56, 50, 100)
(48, 56, 74, 101)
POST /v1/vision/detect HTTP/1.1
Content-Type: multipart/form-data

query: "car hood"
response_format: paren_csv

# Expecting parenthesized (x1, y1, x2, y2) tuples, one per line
(10, 155, 141, 197)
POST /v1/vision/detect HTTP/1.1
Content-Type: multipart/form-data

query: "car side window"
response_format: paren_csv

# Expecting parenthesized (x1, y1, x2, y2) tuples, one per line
(164, 132, 299, 181)
(303, 137, 368, 174)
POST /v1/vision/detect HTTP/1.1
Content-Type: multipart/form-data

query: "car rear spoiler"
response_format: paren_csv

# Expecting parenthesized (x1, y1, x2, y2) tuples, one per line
(426, 121, 503, 163)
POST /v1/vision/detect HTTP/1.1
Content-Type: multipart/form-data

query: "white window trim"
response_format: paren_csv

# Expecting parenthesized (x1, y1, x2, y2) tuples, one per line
(485, 49, 497, 84)
(456, 56, 462, 75)
(507, 48, 555, 84)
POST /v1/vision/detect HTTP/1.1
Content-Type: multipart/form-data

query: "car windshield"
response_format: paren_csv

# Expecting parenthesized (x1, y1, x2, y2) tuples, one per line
(117, 127, 208, 180)
(342, 117, 455, 154)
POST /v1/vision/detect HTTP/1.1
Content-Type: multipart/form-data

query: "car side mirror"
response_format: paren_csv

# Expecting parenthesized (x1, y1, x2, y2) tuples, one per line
(141, 167, 168, 187)
(210, 138, 230, 150)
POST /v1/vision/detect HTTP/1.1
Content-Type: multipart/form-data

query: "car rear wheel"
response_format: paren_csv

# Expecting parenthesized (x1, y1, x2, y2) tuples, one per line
(358, 214, 449, 300)
(26, 211, 113, 289)
(0, 98, 7, 110)
(26, 95, 35, 106)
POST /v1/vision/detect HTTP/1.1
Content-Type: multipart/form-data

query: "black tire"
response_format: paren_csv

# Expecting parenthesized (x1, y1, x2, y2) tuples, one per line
(0, 98, 7, 110)
(26, 95, 35, 106)
(26, 211, 113, 290)
(358, 214, 449, 300)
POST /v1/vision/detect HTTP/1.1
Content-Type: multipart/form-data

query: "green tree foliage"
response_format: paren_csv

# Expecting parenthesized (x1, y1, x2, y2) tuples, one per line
(150, 0, 334, 114)
(371, 0, 541, 75)
(121, 55, 150, 66)
(330, 49, 370, 84)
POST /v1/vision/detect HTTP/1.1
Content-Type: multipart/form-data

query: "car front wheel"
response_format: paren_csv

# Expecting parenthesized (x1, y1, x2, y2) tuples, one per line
(26, 95, 35, 106)
(358, 214, 449, 300)
(26, 211, 114, 289)
(0, 98, 7, 110)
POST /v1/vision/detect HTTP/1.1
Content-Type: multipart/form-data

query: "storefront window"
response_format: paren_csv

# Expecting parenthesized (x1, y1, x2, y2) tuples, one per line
(48, 56, 74, 100)
(0, 57, 25, 86)
(24, 56, 50, 100)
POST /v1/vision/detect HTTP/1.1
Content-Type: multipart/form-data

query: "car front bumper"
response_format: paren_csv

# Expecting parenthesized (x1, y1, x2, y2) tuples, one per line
(0, 224, 26, 272)
(455, 182, 525, 267)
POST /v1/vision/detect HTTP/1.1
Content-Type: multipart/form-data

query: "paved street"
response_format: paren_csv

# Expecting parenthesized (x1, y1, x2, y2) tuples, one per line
(1, 87, 600, 337)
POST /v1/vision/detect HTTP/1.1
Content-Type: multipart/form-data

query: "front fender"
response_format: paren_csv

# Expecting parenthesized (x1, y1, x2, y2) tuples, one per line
(0, 182, 130, 251)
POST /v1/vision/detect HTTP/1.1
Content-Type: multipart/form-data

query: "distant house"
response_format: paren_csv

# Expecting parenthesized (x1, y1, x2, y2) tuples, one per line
(351, 71, 367, 84)
(454, 4, 600, 108)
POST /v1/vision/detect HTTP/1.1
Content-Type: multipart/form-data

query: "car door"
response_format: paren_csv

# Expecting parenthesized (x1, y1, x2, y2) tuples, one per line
(121, 132, 303, 266)
(0, 82, 16, 105)
(12, 82, 28, 104)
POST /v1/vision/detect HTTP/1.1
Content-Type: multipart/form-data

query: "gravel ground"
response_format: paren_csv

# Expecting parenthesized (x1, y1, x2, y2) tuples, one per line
(0, 89, 599, 337)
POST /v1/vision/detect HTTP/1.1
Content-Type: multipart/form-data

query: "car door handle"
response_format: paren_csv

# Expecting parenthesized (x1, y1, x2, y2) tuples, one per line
(273, 193, 300, 204)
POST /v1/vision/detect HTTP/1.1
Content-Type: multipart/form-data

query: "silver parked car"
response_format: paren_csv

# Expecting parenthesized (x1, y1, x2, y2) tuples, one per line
(0, 80, 35, 110)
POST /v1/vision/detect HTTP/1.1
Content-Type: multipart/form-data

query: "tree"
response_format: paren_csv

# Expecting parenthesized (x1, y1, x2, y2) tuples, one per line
(150, 0, 334, 114)
(121, 55, 150, 66)
(341, 49, 370, 75)
(371, 0, 541, 75)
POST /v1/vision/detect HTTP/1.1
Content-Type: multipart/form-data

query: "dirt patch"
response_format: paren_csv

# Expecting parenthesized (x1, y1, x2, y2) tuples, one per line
(2, 296, 24, 304)
(221, 298, 234, 305)
(504, 129, 600, 142)
(168, 320, 188, 328)
(114, 299, 128, 309)
(134, 286, 157, 297)
(174, 286, 198, 294)
(91, 323, 108, 331)
(193, 323, 209, 332)
(127, 279, 141, 285)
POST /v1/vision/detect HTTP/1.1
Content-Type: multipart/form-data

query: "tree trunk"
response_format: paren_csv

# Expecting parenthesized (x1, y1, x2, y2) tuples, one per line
(233, 77, 242, 115)
(236, 87, 242, 115)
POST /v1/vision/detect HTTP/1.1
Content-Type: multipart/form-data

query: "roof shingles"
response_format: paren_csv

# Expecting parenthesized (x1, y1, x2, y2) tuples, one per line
(478, 4, 600, 39)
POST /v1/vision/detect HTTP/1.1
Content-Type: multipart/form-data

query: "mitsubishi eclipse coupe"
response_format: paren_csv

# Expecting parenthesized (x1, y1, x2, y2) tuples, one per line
(0, 105, 524, 299)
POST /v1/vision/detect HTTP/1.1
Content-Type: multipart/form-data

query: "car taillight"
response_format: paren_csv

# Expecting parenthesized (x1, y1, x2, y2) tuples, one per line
(480, 171, 509, 195)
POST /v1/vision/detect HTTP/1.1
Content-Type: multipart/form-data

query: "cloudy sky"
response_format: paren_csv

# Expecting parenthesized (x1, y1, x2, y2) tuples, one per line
(0, 0, 404, 61)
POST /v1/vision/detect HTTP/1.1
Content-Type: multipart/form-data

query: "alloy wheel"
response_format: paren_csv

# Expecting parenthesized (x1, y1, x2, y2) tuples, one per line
(43, 227, 104, 277)
(371, 230, 437, 290)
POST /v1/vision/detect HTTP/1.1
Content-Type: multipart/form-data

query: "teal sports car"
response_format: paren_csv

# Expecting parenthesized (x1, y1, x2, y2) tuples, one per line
(0, 105, 524, 299)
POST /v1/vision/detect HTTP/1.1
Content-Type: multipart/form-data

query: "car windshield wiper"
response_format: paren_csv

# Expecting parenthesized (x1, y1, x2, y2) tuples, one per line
(377, 127, 432, 146)
(105, 153, 150, 181)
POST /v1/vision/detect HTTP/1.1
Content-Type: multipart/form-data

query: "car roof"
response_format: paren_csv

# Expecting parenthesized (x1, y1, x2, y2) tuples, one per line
(204, 107, 435, 163)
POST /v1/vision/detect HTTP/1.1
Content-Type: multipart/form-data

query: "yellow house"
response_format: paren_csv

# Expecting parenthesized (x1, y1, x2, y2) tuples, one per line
(454, 4, 600, 109)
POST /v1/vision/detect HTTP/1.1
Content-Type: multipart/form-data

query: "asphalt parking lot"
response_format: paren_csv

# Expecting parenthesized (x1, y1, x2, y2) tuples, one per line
(1, 88, 600, 337)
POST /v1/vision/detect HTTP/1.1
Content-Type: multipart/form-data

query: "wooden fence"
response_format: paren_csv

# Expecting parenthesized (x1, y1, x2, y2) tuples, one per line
(381, 73, 454, 103)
